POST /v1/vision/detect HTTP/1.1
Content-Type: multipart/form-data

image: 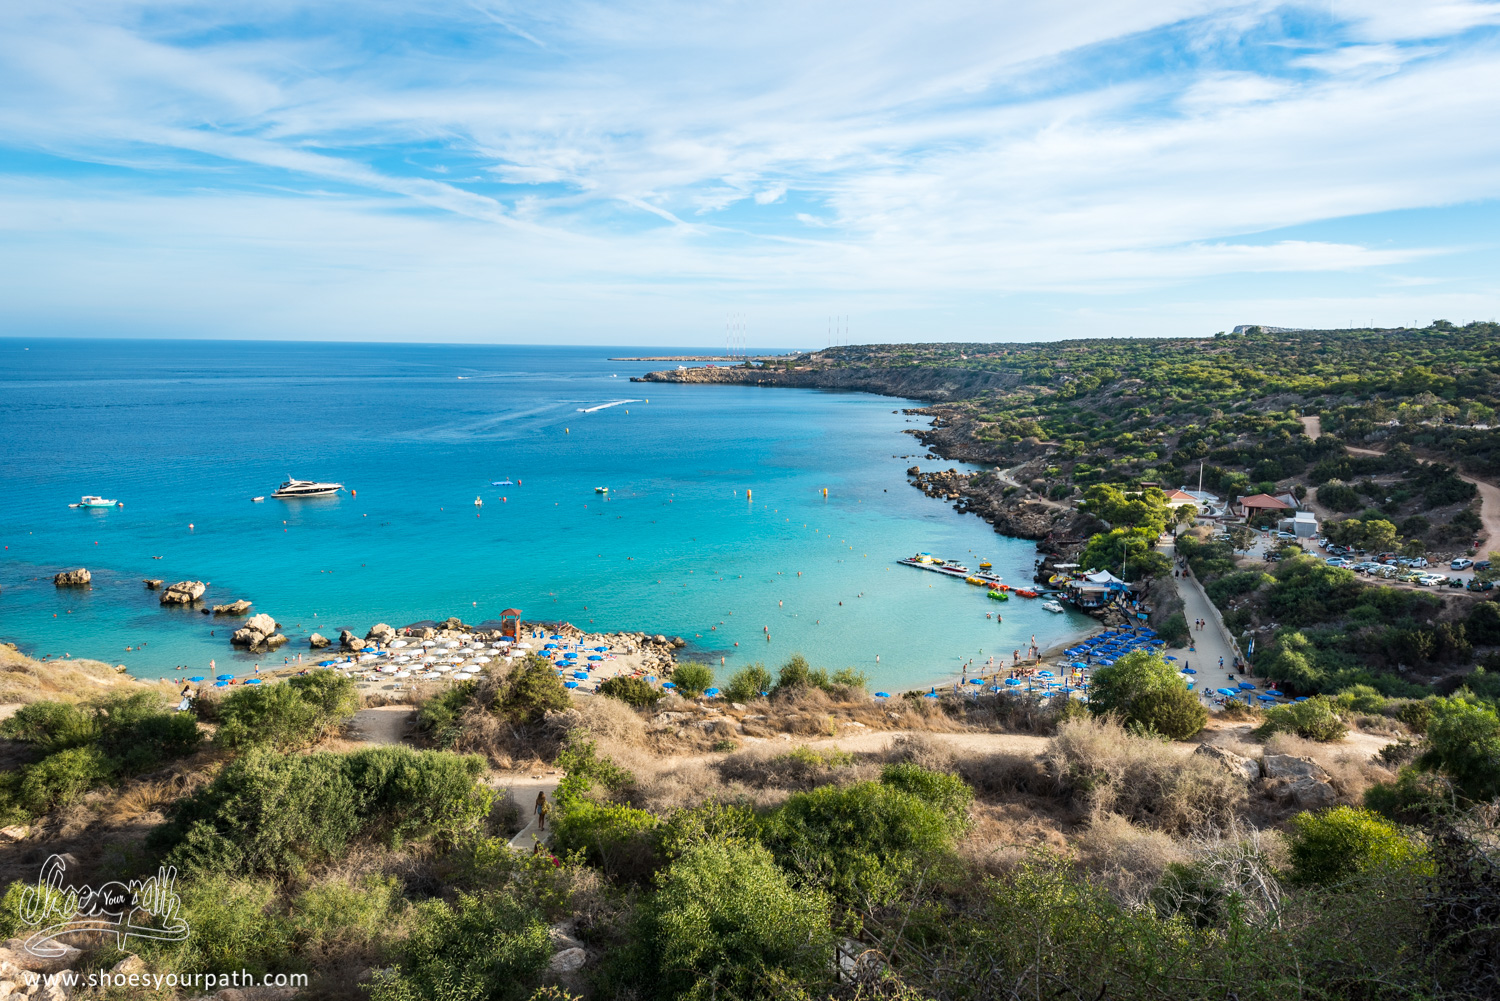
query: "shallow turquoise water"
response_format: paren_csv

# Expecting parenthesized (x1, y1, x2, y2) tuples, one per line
(0, 340, 1089, 689)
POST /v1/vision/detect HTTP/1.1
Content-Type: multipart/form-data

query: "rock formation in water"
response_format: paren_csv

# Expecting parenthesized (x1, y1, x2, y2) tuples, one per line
(53, 568, 91, 587)
(212, 599, 253, 615)
(309, 633, 330, 649)
(160, 580, 206, 604)
(143, 578, 163, 590)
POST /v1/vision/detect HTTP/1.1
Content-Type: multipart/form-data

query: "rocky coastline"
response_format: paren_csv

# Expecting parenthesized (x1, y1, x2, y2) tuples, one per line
(638, 361, 1098, 570)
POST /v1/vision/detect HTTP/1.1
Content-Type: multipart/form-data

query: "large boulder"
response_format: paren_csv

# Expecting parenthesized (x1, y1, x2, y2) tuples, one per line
(365, 623, 396, 645)
(263, 633, 288, 649)
(231, 613, 279, 648)
(244, 613, 276, 636)
(1193, 743, 1261, 783)
(53, 568, 91, 587)
(1283, 776, 1339, 809)
(160, 580, 206, 605)
(212, 599, 253, 616)
(1262, 754, 1329, 782)
(308, 633, 330, 649)
(339, 629, 364, 651)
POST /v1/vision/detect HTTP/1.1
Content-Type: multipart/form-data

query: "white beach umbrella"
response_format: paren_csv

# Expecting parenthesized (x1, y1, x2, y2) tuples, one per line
(390, 640, 408, 648)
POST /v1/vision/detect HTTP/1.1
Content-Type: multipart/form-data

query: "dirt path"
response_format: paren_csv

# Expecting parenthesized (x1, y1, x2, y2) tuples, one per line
(348, 706, 417, 745)
(1299, 415, 1322, 439)
(997, 464, 1072, 512)
(495, 773, 561, 850)
(1343, 444, 1500, 550)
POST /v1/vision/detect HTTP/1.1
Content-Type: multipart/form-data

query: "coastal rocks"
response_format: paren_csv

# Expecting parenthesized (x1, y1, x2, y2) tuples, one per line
(365, 623, 397, 645)
(309, 633, 330, 649)
(143, 578, 163, 589)
(1193, 743, 1261, 783)
(53, 568, 91, 587)
(440, 617, 469, 632)
(231, 613, 282, 648)
(0, 938, 82, 975)
(908, 465, 921, 475)
(212, 599, 253, 616)
(340, 629, 364, 651)
(160, 580, 206, 605)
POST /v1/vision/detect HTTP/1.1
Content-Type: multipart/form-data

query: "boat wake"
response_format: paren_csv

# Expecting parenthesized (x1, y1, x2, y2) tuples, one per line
(576, 399, 642, 413)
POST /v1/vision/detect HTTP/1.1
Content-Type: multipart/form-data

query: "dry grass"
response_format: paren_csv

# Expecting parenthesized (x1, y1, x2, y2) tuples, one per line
(0, 643, 177, 705)
(1074, 813, 1191, 907)
(1044, 716, 1247, 834)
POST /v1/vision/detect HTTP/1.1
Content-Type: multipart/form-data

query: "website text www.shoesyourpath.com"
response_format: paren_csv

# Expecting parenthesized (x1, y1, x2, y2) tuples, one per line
(16, 969, 309, 992)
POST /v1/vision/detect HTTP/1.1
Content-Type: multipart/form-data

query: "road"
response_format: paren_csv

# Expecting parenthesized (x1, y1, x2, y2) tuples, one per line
(1343, 444, 1499, 556)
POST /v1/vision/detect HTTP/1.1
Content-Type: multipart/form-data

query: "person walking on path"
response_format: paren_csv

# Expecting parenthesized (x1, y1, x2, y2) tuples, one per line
(535, 791, 550, 832)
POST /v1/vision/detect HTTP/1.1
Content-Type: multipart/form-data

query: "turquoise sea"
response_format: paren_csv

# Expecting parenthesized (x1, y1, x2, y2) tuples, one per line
(0, 340, 1089, 690)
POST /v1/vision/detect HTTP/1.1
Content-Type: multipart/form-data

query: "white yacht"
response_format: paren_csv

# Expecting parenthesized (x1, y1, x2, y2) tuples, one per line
(271, 478, 343, 499)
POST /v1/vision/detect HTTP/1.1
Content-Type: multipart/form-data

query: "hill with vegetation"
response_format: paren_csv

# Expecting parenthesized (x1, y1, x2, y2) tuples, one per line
(0, 649, 1494, 1000)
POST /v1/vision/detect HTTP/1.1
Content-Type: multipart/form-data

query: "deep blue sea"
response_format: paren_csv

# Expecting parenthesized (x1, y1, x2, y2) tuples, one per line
(0, 339, 1089, 690)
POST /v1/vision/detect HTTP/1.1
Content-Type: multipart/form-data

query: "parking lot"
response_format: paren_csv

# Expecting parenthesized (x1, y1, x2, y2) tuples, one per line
(1235, 530, 1490, 592)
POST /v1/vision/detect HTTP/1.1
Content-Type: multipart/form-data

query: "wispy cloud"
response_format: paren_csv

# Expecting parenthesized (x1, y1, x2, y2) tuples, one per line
(0, 0, 1496, 342)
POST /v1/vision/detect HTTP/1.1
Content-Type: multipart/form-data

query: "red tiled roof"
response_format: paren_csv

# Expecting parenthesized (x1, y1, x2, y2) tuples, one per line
(1239, 493, 1291, 509)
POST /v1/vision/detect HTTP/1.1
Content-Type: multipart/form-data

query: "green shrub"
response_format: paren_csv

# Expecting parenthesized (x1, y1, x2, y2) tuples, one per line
(0, 692, 201, 820)
(370, 889, 552, 1001)
(638, 840, 833, 1001)
(765, 772, 966, 904)
(774, 653, 814, 691)
(879, 762, 973, 822)
(1394, 698, 1435, 734)
(669, 662, 713, 697)
(1255, 696, 1348, 742)
(1156, 612, 1189, 646)
(1334, 684, 1387, 714)
(1416, 696, 1500, 801)
(498, 655, 571, 722)
(151, 747, 491, 878)
(596, 674, 660, 708)
(1285, 806, 1428, 886)
(1129, 684, 1208, 740)
(722, 663, 773, 703)
(829, 667, 869, 692)
(216, 672, 359, 751)
(416, 681, 477, 749)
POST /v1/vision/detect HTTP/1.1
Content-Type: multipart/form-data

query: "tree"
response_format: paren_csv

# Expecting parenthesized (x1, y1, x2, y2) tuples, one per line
(597, 675, 660, 708)
(1087, 651, 1202, 739)
(669, 662, 714, 696)
(497, 655, 570, 722)
(723, 663, 773, 703)
(1172, 503, 1198, 536)
(1227, 526, 1256, 552)
(215, 673, 360, 751)
(1416, 696, 1500, 801)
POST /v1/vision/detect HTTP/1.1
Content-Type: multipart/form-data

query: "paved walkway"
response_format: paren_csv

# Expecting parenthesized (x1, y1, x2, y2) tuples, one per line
(499, 773, 561, 851)
(1164, 542, 1247, 703)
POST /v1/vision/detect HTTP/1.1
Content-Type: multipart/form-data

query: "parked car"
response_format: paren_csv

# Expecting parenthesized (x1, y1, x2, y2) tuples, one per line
(1468, 579, 1495, 592)
(1325, 557, 1349, 567)
(1476, 560, 1492, 571)
(1451, 558, 1474, 570)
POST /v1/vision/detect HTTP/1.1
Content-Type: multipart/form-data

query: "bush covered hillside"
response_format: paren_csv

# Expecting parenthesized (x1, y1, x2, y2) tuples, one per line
(0, 647, 1496, 1001)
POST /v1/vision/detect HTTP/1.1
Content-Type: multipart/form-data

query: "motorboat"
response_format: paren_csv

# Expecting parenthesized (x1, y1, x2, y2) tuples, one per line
(271, 478, 343, 499)
(474, 496, 484, 507)
(1042, 600, 1065, 613)
(73, 495, 119, 508)
(251, 496, 265, 502)
(595, 486, 609, 494)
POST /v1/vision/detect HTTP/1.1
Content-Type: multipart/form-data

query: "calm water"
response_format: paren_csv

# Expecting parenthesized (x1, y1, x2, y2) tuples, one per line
(0, 340, 1088, 689)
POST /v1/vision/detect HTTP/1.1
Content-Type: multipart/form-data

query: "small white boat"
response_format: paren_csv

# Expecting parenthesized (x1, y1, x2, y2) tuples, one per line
(74, 495, 119, 509)
(1042, 600, 1065, 613)
(251, 496, 265, 503)
(474, 496, 484, 507)
(595, 486, 609, 494)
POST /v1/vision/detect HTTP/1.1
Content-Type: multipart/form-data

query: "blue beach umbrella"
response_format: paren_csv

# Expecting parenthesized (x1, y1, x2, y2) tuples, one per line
(662, 681, 676, 689)
(1182, 668, 1197, 674)
(1295, 696, 1310, 701)
(363, 647, 378, 653)
(216, 674, 233, 681)
(924, 692, 939, 699)
(246, 678, 262, 685)
(543, 643, 558, 649)
(969, 678, 984, 685)
(214, 681, 228, 688)
(1216, 688, 1238, 697)
(318, 660, 336, 666)
(874, 692, 891, 698)
(189, 676, 204, 682)
(1257, 694, 1277, 702)
(1165, 655, 1177, 661)
(573, 671, 588, 680)
(593, 646, 608, 652)
(588, 655, 603, 661)
(1005, 678, 1022, 687)
(564, 681, 579, 689)
(1071, 661, 1088, 669)
(1238, 681, 1256, 690)
(704, 688, 720, 697)
(646, 676, 657, 683)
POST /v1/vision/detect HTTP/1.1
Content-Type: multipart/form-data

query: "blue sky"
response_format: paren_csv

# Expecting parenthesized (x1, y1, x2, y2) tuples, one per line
(1, 1, 1498, 346)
